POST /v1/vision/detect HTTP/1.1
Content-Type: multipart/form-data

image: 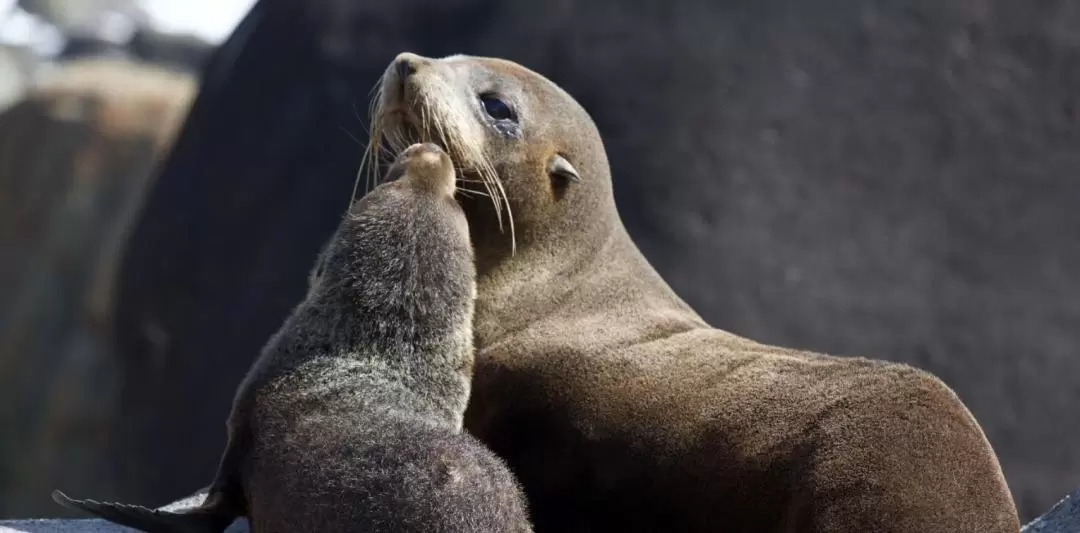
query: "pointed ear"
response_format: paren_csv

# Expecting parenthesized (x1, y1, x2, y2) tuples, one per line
(547, 153, 581, 184)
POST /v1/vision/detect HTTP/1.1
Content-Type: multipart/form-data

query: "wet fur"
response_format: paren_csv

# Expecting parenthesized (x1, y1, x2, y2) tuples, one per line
(54, 146, 533, 533)
(371, 53, 1021, 533)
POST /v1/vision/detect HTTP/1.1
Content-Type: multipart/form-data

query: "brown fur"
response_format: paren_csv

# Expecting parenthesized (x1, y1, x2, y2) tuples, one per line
(373, 52, 1020, 533)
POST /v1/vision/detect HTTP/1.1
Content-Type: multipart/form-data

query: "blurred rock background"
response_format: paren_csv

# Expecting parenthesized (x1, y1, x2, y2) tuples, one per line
(0, 0, 1078, 524)
(0, 0, 208, 517)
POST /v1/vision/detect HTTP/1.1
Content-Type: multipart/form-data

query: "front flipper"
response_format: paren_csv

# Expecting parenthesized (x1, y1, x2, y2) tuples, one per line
(52, 490, 236, 533)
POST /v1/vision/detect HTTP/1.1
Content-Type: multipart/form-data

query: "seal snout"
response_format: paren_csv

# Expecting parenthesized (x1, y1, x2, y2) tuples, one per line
(395, 142, 456, 197)
(393, 52, 429, 80)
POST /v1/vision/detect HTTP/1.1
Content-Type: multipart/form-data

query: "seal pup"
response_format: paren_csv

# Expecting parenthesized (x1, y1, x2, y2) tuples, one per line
(370, 52, 1021, 533)
(52, 142, 534, 533)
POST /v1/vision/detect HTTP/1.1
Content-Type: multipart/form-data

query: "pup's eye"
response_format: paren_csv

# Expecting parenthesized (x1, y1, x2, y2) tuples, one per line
(479, 94, 516, 122)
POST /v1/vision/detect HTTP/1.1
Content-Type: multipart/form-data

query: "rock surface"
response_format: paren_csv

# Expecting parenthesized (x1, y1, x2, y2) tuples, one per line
(0, 490, 248, 533)
(1023, 489, 1080, 533)
(1, 488, 1077, 532)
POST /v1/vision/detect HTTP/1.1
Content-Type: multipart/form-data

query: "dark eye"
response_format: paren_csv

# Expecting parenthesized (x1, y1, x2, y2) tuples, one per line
(479, 93, 516, 122)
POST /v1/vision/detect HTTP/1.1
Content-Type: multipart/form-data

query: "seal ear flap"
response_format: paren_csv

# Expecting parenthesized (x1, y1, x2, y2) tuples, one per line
(547, 154, 580, 199)
(547, 153, 581, 184)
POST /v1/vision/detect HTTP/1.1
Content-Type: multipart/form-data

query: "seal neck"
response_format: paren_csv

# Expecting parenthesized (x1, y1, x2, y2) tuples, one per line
(473, 221, 706, 350)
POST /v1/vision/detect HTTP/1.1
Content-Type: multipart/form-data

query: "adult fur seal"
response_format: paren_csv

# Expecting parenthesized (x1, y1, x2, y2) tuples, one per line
(370, 52, 1021, 533)
(52, 142, 534, 533)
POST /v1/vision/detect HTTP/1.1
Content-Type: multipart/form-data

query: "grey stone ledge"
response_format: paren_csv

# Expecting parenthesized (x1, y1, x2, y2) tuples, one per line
(0, 489, 249, 533)
(1022, 488, 1080, 533)
(2, 487, 1077, 532)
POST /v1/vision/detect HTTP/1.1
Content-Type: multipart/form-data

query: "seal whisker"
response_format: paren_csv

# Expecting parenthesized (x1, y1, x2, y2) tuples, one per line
(351, 101, 365, 127)
(375, 142, 398, 158)
(479, 158, 516, 255)
(350, 141, 371, 209)
(455, 188, 494, 199)
(339, 126, 363, 147)
(367, 81, 391, 194)
(353, 84, 388, 205)
(421, 105, 432, 145)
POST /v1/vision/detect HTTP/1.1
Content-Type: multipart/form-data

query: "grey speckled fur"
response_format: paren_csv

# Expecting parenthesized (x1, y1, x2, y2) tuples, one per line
(52, 144, 533, 533)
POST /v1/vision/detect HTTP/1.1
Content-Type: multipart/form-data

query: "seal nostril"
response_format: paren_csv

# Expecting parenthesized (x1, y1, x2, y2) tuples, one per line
(395, 58, 416, 79)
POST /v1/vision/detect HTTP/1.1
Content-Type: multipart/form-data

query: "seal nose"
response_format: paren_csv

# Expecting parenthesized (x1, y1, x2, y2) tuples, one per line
(418, 142, 442, 154)
(393, 52, 426, 79)
(397, 142, 455, 196)
(395, 58, 415, 79)
(401, 142, 448, 162)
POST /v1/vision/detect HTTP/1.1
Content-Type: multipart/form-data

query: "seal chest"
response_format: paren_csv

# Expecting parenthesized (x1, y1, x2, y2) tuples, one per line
(53, 142, 533, 533)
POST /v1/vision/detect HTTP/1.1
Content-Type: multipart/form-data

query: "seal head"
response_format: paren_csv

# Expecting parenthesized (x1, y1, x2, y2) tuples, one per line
(372, 52, 614, 275)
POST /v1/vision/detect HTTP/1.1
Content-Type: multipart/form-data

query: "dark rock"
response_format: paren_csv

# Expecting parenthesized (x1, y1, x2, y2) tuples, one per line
(126, 29, 214, 74)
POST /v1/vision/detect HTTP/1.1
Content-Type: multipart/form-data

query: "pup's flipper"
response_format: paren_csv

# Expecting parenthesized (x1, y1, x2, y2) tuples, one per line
(52, 490, 235, 533)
